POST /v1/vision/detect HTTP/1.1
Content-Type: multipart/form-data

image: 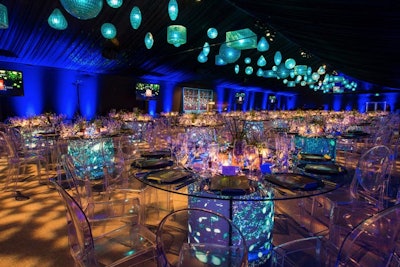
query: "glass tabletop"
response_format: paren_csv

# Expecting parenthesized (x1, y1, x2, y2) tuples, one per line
(132, 167, 346, 201)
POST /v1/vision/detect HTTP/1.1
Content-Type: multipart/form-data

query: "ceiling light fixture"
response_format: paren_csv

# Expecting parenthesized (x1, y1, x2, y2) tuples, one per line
(106, 0, 123, 8)
(168, 0, 179, 21)
(130, 6, 142, 30)
(60, 0, 103, 20)
(167, 25, 187, 47)
(48, 8, 68, 30)
(0, 3, 9, 29)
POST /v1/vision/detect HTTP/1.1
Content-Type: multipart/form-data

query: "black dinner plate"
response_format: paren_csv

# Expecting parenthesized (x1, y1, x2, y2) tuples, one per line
(140, 150, 171, 159)
(144, 168, 193, 184)
(298, 163, 346, 176)
(131, 158, 174, 169)
(209, 175, 250, 196)
(264, 173, 323, 191)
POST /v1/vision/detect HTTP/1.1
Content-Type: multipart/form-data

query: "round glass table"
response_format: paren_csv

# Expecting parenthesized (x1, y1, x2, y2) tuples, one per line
(132, 162, 348, 266)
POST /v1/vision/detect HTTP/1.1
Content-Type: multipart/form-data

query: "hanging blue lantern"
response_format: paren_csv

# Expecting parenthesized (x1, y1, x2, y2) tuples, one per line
(130, 6, 142, 29)
(207, 28, 218, 39)
(285, 58, 296, 69)
(106, 0, 123, 8)
(245, 66, 253, 75)
(234, 64, 240, 74)
(276, 63, 290, 79)
(256, 68, 264, 77)
(168, 0, 179, 21)
(244, 57, 251, 64)
(274, 51, 282, 65)
(197, 51, 208, 63)
(226, 28, 257, 50)
(219, 43, 241, 64)
(294, 65, 307, 75)
(257, 37, 269, 52)
(215, 55, 227, 66)
(287, 81, 296, 87)
(101, 23, 117, 39)
(144, 32, 154, 49)
(167, 25, 187, 47)
(0, 4, 8, 29)
(263, 70, 276, 78)
(48, 8, 68, 30)
(202, 42, 210, 56)
(60, 0, 103, 20)
(257, 55, 266, 67)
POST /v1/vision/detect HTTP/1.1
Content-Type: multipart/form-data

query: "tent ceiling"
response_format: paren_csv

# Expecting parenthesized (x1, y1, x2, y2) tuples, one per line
(0, 0, 399, 94)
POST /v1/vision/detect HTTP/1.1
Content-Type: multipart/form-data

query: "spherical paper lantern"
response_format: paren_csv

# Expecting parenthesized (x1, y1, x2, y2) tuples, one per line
(207, 28, 218, 39)
(101, 23, 117, 39)
(60, 0, 103, 20)
(219, 43, 241, 63)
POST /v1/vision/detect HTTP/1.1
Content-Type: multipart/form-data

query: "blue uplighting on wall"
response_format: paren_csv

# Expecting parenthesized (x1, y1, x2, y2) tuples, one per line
(357, 94, 370, 113)
(262, 92, 268, 110)
(79, 77, 98, 120)
(10, 65, 44, 117)
(160, 81, 174, 113)
(147, 99, 157, 116)
(333, 94, 342, 111)
(215, 86, 225, 113)
(56, 70, 79, 119)
(287, 95, 296, 110)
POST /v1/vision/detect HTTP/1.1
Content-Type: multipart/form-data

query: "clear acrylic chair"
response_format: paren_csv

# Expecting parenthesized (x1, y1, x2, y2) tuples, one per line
(313, 145, 394, 246)
(271, 203, 400, 267)
(52, 180, 157, 267)
(0, 130, 48, 199)
(156, 208, 248, 267)
(61, 154, 143, 228)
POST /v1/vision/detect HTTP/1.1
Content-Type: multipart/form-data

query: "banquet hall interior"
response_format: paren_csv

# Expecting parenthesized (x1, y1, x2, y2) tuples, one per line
(1, 0, 400, 266)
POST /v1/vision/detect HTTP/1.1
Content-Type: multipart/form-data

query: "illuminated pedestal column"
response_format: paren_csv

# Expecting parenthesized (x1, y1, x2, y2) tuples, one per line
(188, 188, 275, 265)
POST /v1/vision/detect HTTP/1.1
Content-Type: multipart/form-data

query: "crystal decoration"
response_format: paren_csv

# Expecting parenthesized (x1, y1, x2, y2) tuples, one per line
(101, 23, 117, 39)
(167, 25, 187, 47)
(60, 0, 103, 20)
(168, 0, 178, 21)
(226, 28, 257, 50)
(106, 0, 123, 8)
(144, 32, 154, 49)
(257, 37, 269, 52)
(130, 6, 142, 29)
(48, 8, 68, 30)
(207, 28, 218, 39)
(0, 4, 9, 29)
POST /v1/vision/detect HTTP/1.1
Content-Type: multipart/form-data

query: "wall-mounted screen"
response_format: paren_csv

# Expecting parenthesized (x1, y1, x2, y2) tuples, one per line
(183, 87, 214, 113)
(0, 69, 24, 96)
(135, 82, 160, 100)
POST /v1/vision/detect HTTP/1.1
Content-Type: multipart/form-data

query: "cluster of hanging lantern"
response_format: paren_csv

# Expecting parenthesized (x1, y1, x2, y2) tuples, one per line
(48, 0, 186, 48)
(46, 0, 356, 93)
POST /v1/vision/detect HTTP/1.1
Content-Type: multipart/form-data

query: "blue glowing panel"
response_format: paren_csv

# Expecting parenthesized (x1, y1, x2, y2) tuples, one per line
(188, 191, 274, 265)
(67, 138, 115, 180)
(294, 136, 337, 159)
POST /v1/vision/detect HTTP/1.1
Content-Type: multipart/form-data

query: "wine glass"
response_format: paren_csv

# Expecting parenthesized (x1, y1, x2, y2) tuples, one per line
(244, 145, 258, 180)
(233, 139, 246, 170)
